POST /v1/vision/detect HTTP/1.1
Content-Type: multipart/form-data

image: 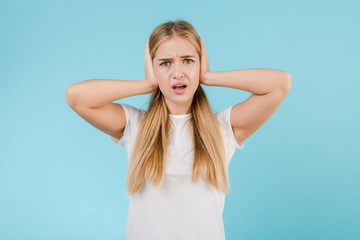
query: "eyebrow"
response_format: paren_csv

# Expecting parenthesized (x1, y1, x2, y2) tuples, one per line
(157, 55, 196, 61)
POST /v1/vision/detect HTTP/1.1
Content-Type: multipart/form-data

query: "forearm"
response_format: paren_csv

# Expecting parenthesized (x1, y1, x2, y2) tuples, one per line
(65, 79, 155, 108)
(203, 68, 292, 94)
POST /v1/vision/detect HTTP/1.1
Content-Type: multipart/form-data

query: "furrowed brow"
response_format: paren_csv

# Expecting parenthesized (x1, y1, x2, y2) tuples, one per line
(158, 55, 196, 61)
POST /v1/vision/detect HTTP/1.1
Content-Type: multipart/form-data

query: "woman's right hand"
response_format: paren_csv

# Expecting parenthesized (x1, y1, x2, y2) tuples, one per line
(144, 38, 159, 91)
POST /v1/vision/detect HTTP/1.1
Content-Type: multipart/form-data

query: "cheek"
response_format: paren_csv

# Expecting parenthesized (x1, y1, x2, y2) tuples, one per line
(154, 70, 169, 91)
(189, 67, 200, 83)
(158, 78, 168, 89)
(189, 63, 200, 75)
(154, 68, 166, 81)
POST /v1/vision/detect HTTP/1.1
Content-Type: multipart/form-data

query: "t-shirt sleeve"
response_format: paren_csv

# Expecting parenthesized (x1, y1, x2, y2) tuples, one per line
(216, 105, 245, 150)
(110, 103, 140, 148)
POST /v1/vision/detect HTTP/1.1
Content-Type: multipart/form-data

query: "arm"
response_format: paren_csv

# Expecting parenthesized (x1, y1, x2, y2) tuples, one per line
(66, 38, 157, 108)
(65, 39, 159, 141)
(65, 79, 156, 108)
(203, 68, 292, 144)
(203, 68, 291, 94)
(65, 79, 156, 140)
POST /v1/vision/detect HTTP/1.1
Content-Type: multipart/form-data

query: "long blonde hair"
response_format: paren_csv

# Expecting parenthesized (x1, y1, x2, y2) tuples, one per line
(126, 20, 230, 196)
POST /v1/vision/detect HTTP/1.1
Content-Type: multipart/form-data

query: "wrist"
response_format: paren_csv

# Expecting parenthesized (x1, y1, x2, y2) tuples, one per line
(201, 72, 214, 86)
(144, 80, 158, 93)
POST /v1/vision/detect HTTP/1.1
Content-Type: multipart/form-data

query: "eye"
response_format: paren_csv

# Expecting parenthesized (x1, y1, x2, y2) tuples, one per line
(159, 61, 170, 67)
(159, 59, 194, 67)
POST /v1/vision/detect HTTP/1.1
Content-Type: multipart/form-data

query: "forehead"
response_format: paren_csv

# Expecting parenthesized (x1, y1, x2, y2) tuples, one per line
(155, 37, 197, 59)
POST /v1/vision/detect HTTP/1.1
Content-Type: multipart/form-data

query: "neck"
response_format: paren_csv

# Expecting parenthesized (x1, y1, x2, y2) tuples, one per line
(165, 99, 192, 115)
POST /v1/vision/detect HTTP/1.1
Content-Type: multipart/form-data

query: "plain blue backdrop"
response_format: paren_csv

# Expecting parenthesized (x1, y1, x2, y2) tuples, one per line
(1, 0, 359, 239)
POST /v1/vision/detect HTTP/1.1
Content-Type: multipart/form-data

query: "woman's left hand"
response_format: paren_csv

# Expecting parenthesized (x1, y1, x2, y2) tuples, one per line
(199, 36, 210, 85)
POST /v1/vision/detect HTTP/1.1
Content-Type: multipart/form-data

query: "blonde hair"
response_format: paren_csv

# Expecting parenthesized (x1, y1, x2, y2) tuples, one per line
(126, 20, 230, 196)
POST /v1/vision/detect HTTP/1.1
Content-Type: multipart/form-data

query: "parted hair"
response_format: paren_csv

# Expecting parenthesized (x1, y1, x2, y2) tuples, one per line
(126, 20, 230, 197)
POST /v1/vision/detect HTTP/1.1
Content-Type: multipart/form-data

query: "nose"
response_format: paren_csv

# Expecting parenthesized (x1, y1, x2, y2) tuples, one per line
(172, 61, 184, 79)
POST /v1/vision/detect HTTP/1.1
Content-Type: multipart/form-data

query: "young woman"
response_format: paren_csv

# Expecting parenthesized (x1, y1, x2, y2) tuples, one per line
(65, 20, 292, 240)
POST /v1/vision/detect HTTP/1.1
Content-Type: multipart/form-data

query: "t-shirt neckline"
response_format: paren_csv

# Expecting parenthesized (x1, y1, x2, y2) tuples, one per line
(169, 113, 192, 119)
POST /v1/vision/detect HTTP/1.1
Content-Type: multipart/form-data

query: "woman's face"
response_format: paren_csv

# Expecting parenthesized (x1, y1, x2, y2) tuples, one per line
(153, 36, 200, 109)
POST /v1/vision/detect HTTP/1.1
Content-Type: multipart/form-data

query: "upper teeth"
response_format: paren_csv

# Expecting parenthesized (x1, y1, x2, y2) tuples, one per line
(175, 85, 185, 87)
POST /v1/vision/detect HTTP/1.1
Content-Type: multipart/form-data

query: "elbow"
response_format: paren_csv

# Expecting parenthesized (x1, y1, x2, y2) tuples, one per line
(65, 84, 78, 106)
(281, 72, 292, 92)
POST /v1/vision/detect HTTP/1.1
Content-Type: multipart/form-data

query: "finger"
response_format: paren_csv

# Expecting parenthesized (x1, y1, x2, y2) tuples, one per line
(200, 36, 206, 55)
(201, 39, 206, 54)
(145, 40, 150, 60)
(145, 40, 148, 58)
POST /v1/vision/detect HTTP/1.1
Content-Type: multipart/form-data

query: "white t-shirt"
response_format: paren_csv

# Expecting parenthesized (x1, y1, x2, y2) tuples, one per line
(110, 103, 244, 240)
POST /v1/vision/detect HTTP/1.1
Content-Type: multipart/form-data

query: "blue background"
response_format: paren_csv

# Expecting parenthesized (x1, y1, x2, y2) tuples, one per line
(1, 0, 359, 239)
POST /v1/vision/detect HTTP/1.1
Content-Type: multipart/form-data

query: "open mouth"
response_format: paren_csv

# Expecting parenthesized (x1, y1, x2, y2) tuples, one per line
(173, 85, 187, 94)
(173, 85, 187, 89)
